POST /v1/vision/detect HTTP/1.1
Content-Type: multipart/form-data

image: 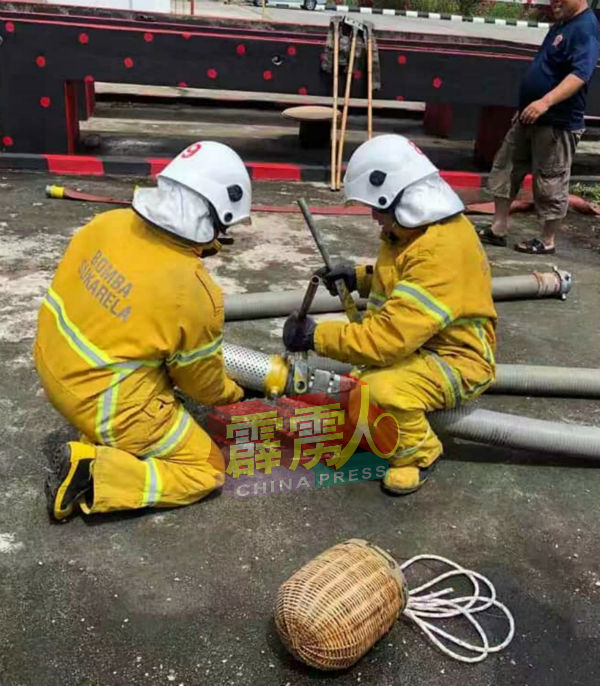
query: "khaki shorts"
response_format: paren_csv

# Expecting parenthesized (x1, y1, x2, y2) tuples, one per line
(488, 121, 583, 222)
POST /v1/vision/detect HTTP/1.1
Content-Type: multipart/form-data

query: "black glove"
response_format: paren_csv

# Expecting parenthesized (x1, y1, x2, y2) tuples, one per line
(283, 312, 316, 352)
(315, 262, 357, 297)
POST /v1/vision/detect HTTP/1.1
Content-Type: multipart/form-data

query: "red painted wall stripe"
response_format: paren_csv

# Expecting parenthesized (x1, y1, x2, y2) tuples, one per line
(68, 156, 307, 181)
(44, 154, 104, 175)
(11, 154, 598, 192)
(248, 162, 301, 182)
(6, 16, 326, 46)
(0, 5, 326, 38)
(147, 157, 169, 176)
(63, 82, 79, 156)
(440, 171, 482, 189)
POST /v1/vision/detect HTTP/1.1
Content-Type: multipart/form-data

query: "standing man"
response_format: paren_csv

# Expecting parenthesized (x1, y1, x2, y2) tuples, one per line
(37, 141, 250, 521)
(478, 0, 599, 254)
(283, 135, 497, 496)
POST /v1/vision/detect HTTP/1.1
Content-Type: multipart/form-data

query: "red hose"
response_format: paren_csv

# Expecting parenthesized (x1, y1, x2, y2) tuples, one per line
(52, 185, 600, 217)
(48, 186, 371, 215)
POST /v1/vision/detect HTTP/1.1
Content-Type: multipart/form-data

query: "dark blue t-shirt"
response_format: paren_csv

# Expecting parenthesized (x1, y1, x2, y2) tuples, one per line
(519, 8, 600, 129)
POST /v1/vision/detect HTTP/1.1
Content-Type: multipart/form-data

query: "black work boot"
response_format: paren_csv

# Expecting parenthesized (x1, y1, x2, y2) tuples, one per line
(45, 442, 94, 521)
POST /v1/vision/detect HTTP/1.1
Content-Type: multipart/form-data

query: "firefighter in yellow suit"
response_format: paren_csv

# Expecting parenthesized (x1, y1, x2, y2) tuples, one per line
(36, 141, 250, 520)
(283, 135, 497, 495)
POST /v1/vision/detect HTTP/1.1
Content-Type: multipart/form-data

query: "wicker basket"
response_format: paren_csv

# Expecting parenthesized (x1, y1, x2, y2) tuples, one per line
(274, 539, 407, 670)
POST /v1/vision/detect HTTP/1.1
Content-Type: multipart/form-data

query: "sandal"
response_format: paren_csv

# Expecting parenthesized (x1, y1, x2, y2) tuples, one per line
(514, 238, 555, 255)
(475, 224, 508, 247)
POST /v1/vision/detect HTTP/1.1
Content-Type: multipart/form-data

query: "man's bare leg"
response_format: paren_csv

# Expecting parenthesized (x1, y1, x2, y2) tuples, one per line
(540, 218, 561, 250)
(490, 197, 512, 237)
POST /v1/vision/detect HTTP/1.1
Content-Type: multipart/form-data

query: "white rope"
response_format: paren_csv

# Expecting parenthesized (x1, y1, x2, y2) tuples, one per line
(400, 554, 515, 663)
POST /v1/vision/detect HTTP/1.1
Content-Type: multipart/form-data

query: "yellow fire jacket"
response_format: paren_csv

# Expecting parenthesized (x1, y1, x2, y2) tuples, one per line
(314, 214, 497, 402)
(34, 208, 242, 446)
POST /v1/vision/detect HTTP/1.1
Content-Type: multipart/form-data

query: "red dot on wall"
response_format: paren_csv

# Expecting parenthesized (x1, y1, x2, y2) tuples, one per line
(236, 44, 246, 55)
(124, 57, 134, 68)
(287, 45, 297, 56)
(78, 33, 89, 45)
(40, 96, 51, 108)
(298, 87, 308, 95)
(207, 68, 217, 79)
(144, 32, 154, 42)
(432, 76, 443, 89)
(36, 56, 46, 68)
(397, 55, 407, 65)
(84, 75, 94, 83)
(263, 70, 273, 81)
(182, 32, 191, 39)
(178, 81, 187, 88)
(5, 22, 15, 33)
(353, 70, 362, 80)
(396, 96, 405, 101)
(2, 136, 13, 147)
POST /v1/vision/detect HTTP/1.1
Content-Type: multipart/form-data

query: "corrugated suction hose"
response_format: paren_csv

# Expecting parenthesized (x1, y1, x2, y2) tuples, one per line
(429, 407, 600, 458)
(223, 343, 600, 459)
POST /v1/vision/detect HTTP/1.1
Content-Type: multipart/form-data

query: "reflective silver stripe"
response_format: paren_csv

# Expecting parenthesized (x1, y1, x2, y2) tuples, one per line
(468, 377, 494, 396)
(44, 289, 110, 367)
(142, 458, 163, 507)
(95, 363, 147, 445)
(474, 320, 495, 365)
(392, 425, 432, 460)
(453, 317, 495, 366)
(110, 361, 146, 372)
(428, 353, 463, 407)
(141, 406, 192, 459)
(97, 375, 119, 444)
(168, 334, 223, 367)
(392, 282, 453, 328)
(367, 290, 387, 311)
(44, 288, 165, 446)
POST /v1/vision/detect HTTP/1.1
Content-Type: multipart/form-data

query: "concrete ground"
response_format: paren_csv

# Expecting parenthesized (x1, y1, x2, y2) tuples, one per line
(0, 171, 599, 686)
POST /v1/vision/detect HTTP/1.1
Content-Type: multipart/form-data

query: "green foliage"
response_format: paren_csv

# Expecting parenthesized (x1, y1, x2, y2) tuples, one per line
(572, 182, 600, 203)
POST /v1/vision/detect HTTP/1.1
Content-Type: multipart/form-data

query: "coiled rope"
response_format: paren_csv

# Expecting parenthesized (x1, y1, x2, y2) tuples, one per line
(400, 554, 515, 663)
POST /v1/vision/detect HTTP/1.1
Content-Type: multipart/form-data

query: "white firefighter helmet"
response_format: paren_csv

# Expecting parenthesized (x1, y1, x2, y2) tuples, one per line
(343, 134, 463, 228)
(343, 134, 438, 211)
(159, 141, 252, 228)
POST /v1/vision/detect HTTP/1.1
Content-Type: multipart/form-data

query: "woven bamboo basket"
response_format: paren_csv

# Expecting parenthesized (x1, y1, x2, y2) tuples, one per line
(274, 539, 408, 670)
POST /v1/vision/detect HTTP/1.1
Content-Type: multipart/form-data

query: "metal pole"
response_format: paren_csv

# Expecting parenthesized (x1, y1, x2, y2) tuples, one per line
(331, 21, 340, 191)
(336, 27, 357, 191)
(297, 198, 362, 323)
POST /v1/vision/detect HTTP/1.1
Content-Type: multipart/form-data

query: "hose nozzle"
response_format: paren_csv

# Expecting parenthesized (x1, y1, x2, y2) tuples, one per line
(46, 184, 65, 199)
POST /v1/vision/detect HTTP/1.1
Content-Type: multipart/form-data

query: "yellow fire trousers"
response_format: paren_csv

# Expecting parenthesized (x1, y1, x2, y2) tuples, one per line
(38, 359, 225, 514)
(84, 422, 225, 514)
(351, 350, 490, 468)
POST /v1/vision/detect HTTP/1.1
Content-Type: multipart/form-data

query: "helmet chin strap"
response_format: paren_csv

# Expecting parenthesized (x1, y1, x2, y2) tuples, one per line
(207, 202, 235, 246)
(198, 239, 223, 258)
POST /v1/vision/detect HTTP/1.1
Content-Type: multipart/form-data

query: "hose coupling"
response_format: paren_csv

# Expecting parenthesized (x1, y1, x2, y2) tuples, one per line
(552, 266, 572, 300)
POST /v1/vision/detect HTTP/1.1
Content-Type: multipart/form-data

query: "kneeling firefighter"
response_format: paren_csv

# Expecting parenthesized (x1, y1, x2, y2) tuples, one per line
(36, 141, 249, 520)
(284, 135, 497, 495)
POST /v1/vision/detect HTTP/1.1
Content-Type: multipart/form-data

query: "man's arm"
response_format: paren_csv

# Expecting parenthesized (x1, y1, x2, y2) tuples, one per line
(167, 269, 243, 406)
(520, 74, 586, 124)
(314, 248, 459, 367)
